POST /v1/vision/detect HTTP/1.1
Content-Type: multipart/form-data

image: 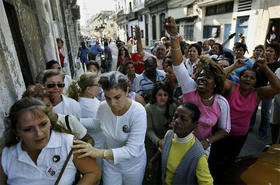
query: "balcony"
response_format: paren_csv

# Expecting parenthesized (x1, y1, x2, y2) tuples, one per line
(197, 0, 233, 7)
(145, 0, 166, 8)
(127, 12, 138, 21)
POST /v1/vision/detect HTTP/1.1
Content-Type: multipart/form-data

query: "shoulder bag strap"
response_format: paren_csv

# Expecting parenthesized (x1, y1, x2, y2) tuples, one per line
(54, 148, 73, 185)
(65, 115, 71, 131)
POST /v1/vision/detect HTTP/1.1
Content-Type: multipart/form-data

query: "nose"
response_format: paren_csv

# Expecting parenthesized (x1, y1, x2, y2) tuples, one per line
(111, 99, 118, 107)
(34, 126, 43, 137)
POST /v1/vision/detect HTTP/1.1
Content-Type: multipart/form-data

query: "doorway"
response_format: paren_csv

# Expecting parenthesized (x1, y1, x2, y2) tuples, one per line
(4, 2, 33, 87)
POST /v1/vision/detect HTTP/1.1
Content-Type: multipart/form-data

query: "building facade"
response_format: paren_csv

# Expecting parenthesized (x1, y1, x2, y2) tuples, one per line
(115, 0, 280, 53)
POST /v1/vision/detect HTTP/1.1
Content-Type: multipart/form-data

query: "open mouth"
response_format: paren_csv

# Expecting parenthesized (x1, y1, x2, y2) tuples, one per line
(197, 80, 207, 88)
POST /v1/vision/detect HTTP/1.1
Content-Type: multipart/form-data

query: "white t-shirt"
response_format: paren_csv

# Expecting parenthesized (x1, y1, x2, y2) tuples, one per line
(96, 100, 147, 168)
(79, 97, 104, 148)
(57, 113, 87, 139)
(1, 131, 76, 185)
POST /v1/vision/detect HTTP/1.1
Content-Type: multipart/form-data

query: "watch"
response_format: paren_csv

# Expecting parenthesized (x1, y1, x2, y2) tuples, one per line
(205, 138, 211, 145)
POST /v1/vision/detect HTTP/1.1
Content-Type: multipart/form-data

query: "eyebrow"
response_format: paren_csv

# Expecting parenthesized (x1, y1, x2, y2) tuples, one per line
(105, 94, 122, 99)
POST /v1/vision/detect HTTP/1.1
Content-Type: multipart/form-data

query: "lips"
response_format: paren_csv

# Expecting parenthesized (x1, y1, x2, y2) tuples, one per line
(197, 80, 207, 88)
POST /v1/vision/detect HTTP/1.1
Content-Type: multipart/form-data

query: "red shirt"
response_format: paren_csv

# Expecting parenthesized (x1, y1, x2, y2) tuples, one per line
(58, 49, 64, 67)
(131, 53, 144, 74)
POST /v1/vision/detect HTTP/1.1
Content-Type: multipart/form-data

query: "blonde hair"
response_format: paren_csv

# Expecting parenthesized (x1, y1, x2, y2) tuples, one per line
(67, 72, 98, 101)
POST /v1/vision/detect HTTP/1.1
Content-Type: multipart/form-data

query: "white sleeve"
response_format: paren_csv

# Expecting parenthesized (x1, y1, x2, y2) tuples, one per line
(112, 104, 147, 164)
(68, 115, 87, 139)
(216, 95, 231, 133)
(80, 118, 101, 130)
(173, 62, 196, 94)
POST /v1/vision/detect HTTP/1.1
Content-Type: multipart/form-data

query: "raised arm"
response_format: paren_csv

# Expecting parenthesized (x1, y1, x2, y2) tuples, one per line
(165, 17, 196, 94)
(164, 17, 183, 66)
(222, 33, 235, 48)
(135, 26, 145, 58)
(256, 58, 280, 100)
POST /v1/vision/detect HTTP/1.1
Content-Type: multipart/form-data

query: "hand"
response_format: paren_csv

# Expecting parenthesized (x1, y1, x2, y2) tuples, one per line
(255, 57, 267, 69)
(135, 26, 141, 40)
(200, 140, 210, 150)
(157, 139, 164, 149)
(72, 140, 103, 159)
(234, 58, 248, 68)
(145, 161, 153, 182)
(228, 33, 236, 39)
(164, 17, 178, 36)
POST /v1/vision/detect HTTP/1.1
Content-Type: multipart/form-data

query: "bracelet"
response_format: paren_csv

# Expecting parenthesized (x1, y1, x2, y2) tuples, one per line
(171, 47, 181, 51)
(170, 34, 181, 40)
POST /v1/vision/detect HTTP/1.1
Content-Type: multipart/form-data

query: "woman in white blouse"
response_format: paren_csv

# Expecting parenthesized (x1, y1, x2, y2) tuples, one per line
(73, 71, 147, 185)
(67, 72, 104, 175)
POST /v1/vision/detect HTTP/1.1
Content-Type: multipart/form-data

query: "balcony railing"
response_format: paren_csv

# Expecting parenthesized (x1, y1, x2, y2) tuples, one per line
(127, 12, 138, 21)
(145, 0, 166, 8)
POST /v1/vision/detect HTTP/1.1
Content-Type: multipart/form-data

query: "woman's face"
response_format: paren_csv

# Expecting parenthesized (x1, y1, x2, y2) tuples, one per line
(196, 70, 215, 93)
(239, 70, 256, 89)
(88, 65, 99, 73)
(16, 110, 51, 152)
(234, 47, 245, 58)
(104, 88, 128, 114)
(155, 89, 169, 107)
(184, 45, 189, 57)
(86, 78, 99, 98)
(255, 48, 264, 58)
(171, 106, 197, 138)
(211, 44, 220, 55)
(188, 47, 199, 61)
(44, 75, 64, 99)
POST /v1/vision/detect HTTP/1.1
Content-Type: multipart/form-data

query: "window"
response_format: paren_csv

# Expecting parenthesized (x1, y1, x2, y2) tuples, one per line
(152, 15, 157, 40)
(129, 2, 132, 13)
(206, 1, 233, 16)
(203, 26, 220, 38)
(160, 13, 165, 37)
(184, 25, 194, 41)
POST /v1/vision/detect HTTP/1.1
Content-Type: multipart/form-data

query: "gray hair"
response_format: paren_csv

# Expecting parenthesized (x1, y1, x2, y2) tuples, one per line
(99, 71, 130, 92)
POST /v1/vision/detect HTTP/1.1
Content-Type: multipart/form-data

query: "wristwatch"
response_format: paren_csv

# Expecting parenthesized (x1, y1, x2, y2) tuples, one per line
(205, 138, 211, 145)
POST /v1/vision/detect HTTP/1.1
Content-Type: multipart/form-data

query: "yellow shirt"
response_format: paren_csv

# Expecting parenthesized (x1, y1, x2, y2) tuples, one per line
(164, 131, 213, 185)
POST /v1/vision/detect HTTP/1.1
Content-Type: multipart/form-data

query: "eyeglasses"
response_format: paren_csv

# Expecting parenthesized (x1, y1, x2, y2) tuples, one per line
(46, 83, 65, 88)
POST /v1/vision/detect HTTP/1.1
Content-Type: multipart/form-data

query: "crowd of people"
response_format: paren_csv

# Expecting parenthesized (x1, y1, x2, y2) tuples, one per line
(0, 16, 280, 185)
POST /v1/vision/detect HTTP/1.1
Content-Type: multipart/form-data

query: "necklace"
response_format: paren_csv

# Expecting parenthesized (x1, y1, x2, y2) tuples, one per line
(201, 95, 214, 101)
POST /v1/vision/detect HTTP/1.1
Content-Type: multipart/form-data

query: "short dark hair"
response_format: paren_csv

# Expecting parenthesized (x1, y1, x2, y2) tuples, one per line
(235, 42, 247, 52)
(99, 71, 130, 92)
(179, 102, 200, 123)
(189, 43, 202, 55)
(46, 60, 59, 69)
(56, 38, 64, 43)
(86, 61, 100, 70)
(266, 44, 279, 59)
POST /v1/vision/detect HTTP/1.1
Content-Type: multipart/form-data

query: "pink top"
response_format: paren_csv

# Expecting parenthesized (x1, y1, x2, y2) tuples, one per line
(183, 91, 230, 140)
(226, 84, 258, 136)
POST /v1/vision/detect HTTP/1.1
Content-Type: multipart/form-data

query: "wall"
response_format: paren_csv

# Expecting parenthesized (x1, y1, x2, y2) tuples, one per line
(0, 0, 26, 136)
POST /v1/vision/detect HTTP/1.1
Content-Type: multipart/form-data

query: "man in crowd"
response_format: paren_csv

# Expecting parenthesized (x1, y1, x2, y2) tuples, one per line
(135, 57, 166, 103)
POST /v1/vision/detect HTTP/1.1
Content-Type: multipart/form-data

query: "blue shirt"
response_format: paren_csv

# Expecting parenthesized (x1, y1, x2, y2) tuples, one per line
(135, 70, 166, 100)
(79, 46, 89, 63)
(89, 44, 104, 56)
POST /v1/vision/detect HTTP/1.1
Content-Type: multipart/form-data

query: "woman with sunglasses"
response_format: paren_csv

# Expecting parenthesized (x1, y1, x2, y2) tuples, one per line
(73, 71, 147, 185)
(42, 69, 81, 118)
(164, 17, 231, 155)
(0, 98, 100, 185)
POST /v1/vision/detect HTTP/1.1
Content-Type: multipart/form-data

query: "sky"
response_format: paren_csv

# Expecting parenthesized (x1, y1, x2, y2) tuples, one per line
(77, 0, 116, 26)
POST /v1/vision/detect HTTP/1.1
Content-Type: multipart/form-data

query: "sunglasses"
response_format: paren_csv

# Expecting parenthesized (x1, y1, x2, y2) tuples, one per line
(46, 83, 65, 88)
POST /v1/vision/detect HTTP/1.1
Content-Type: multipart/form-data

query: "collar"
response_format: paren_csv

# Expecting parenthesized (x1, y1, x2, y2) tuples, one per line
(17, 130, 62, 163)
(174, 132, 194, 144)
